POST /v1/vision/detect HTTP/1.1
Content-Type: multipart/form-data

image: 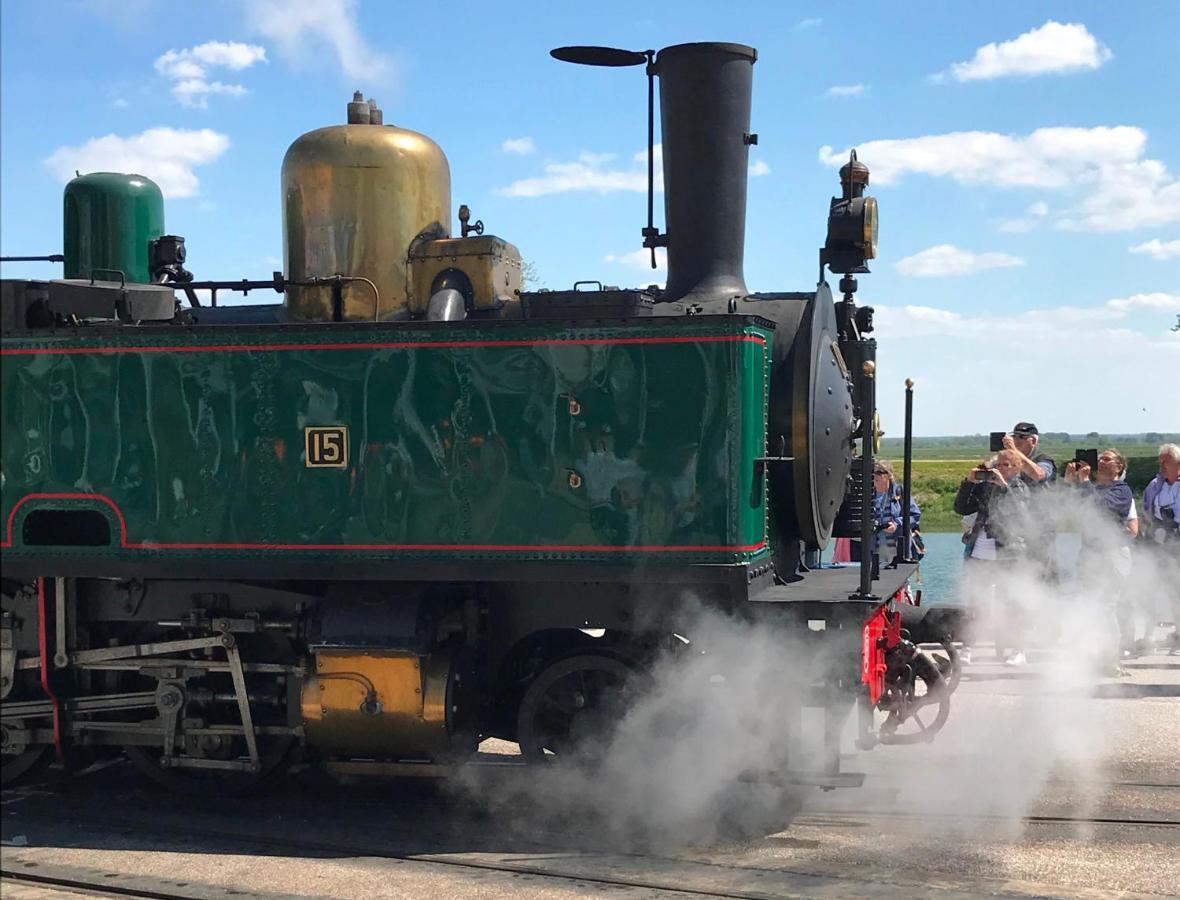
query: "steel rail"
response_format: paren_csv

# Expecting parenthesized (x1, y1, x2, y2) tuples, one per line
(5, 793, 1177, 900)
(0, 811, 978, 900)
(1, 871, 199, 900)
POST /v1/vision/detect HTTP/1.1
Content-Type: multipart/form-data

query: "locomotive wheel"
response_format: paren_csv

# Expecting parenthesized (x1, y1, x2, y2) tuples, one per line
(877, 659, 951, 746)
(1, 747, 52, 787)
(516, 654, 632, 763)
(124, 736, 295, 796)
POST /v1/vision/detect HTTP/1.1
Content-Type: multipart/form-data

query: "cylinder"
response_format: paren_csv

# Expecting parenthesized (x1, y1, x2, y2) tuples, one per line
(655, 43, 756, 305)
(63, 173, 165, 284)
(301, 651, 457, 759)
(282, 101, 451, 321)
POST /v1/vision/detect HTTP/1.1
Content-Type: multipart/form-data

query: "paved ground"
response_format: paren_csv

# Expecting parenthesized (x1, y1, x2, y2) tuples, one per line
(3, 642, 1178, 899)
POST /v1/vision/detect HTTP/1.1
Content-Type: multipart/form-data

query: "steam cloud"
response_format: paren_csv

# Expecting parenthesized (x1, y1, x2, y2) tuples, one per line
(454, 484, 1176, 848)
(877, 485, 1178, 837)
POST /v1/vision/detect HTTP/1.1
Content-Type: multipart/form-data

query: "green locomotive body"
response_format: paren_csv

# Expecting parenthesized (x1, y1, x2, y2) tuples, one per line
(2, 319, 772, 570)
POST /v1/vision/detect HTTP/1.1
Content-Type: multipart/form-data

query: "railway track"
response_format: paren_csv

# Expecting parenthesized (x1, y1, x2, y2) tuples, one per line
(4, 782, 1178, 900)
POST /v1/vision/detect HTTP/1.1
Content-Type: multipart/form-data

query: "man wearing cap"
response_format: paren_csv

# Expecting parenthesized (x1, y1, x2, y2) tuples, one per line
(1002, 423, 1057, 486)
(1003, 423, 1060, 627)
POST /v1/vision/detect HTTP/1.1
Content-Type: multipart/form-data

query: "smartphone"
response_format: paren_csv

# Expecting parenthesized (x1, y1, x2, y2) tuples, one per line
(989, 431, 1007, 452)
(1074, 448, 1098, 474)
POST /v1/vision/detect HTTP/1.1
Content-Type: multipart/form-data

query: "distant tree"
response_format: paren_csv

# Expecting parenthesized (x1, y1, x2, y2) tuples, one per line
(521, 260, 543, 291)
(1145, 432, 1163, 443)
(1086, 431, 1101, 440)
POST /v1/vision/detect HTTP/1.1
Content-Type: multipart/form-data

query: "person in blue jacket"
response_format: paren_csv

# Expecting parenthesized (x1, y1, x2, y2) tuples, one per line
(872, 459, 922, 564)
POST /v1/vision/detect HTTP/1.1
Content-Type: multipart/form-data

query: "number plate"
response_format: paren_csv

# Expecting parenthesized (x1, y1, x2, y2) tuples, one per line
(305, 426, 349, 468)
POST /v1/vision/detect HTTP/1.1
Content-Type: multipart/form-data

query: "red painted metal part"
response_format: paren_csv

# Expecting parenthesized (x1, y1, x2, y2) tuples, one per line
(2, 492, 767, 554)
(861, 596, 903, 707)
(0, 334, 766, 357)
(36, 577, 63, 761)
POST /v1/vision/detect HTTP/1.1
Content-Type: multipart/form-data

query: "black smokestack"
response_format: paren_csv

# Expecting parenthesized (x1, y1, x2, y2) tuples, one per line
(656, 42, 756, 304)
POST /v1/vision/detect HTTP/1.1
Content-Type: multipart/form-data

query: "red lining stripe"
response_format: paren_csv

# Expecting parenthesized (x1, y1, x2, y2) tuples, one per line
(0, 334, 767, 357)
(36, 577, 63, 761)
(3, 493, 766, 554)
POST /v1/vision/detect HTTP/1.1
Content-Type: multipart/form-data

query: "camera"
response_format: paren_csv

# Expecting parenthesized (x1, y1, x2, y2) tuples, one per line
(1070, 448, 1098, 475)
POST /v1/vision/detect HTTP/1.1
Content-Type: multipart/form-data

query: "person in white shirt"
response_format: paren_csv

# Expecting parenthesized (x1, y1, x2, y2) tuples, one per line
(1142, 443, 1180, 652)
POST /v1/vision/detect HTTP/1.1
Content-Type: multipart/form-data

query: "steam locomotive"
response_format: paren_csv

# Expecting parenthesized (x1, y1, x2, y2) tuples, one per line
(0, 42, 957, 792)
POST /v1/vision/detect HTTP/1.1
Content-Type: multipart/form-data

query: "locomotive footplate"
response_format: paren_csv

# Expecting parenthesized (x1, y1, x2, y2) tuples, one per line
(748, 562, 917, 605)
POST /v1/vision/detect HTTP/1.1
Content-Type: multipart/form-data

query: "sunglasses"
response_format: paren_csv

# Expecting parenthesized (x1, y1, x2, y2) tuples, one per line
(873, 469, 889, 476)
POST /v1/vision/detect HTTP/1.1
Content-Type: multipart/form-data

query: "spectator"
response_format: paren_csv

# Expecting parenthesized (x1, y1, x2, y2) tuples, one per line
(955, 449, 1033, 665)
(871, 459, 922, 564)
(1066, 448, 1135, 663)
(1002, 422, 1058, 582)
(1002, 422, 1057, 486)
(1143, 443, 1180, 547)
(1143, 443, 1180, 652)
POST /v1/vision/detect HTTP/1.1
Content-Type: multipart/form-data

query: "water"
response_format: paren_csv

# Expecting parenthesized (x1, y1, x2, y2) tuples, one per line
(912, 531, 968, 605)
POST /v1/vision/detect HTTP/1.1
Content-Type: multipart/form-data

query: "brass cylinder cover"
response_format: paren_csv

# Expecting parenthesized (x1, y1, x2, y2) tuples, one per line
(281, 119, 451, 321)
(301, 651, 455, 760)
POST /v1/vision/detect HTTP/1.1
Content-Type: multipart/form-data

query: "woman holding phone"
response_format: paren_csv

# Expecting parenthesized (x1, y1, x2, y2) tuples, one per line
(955, 450, 1032, 665)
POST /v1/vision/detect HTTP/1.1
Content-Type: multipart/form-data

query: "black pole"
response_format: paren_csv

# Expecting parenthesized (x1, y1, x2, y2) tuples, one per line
(900, 378, 915, 563)
(644, 50, 658, 269)
(859, 359, 876, 598)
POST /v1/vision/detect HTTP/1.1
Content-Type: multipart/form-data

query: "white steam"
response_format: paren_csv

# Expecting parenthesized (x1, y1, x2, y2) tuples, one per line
(455, 605, 824, 846)
(456, 484, 1176, 848)
(862, 484, 1178, 838)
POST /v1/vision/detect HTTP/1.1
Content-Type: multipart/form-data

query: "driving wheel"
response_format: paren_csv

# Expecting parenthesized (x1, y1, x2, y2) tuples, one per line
(516, 654, 633, 763)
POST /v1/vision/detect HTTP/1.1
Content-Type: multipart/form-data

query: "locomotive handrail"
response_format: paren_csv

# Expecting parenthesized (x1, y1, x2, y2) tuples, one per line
(89, 268, 126, 288)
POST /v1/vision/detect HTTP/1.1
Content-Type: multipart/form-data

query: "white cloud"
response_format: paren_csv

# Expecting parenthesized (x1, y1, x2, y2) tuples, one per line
(876, 293, 1180, 339)
(1105, 292, 1180, 313)
(940, 21, 1112, 82)
(247, 0, 391, 83)
(998, 201, 1050, 232)
(498, 151, 649, 197)
(172, 79, 249, 105)
(819, 126, 1180, 232)
(604, 248, 666, 289)
(873, 297, 1180, 433)
(154, 41, 266, 108)
(44, 128, 230, 198)
(1056, 159, 1180, 232)
(819, 126, 1144, 188)
(997, 218, 1035, 233)
(794, 17, 822, 31)
(605, 248, 666, 271)
(1129, 239, 1180, 261)
(895, 244, 1026, 278)
(188, 42, 267, 70)
(501, 137, 535, 155)
(633, 143, 663, 169)
(827, 84, 865, 98)
(502, 140, 757, 197)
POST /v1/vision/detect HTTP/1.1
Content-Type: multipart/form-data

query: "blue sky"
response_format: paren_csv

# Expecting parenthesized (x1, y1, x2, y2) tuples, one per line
(1, 0, 1177, 436)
